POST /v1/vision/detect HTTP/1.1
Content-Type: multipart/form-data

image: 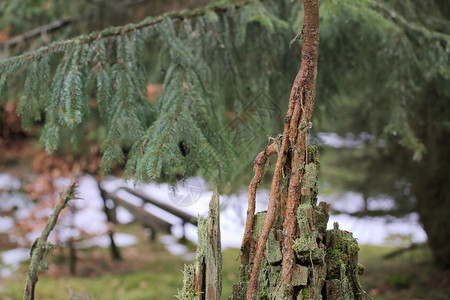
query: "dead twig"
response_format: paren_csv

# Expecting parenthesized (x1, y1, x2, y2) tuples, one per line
(4, 17, 73, 49)
(23, 179, 78, 300)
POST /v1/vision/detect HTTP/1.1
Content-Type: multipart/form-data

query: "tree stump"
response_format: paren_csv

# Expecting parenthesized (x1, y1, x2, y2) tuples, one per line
(231, 147, 370, 299)
(176, 191, 222, 300)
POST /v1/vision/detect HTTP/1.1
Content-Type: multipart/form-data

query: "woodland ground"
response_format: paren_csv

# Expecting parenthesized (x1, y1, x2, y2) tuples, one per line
(1, 223, 449, 300)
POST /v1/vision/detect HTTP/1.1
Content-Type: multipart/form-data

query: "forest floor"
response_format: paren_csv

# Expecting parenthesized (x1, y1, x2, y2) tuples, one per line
(1, 223, 449, 300)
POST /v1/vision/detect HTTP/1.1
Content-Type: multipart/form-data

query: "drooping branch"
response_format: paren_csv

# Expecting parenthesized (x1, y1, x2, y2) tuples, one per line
(24, 179, 78, 300)
(0, 0, 250, 70)
(246, 0, 320, 298)
(1, 0, 189, 49)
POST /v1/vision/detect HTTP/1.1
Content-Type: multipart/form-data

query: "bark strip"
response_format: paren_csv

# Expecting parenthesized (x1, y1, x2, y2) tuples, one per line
(246, 95, 296, 300)
(246, 0, 320, 298)
(241, 142, 278, 264)
(281, 0, 320, 283)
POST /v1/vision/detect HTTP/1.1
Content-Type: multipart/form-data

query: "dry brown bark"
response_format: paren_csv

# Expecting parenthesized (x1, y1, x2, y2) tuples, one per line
(241, 142, 278, 265)
(245, 0, 320, 299)
(177, 192, 222, 300)
(281, 0, 320, 285)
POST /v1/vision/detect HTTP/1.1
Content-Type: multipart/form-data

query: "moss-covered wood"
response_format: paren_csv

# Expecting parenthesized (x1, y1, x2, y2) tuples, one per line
(231, 150, 370, 299)
(176, 191, 222, 300)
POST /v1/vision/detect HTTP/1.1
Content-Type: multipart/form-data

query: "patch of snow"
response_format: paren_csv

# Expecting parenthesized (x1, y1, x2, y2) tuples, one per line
(0, 248, 30, 278)
(76, 233, 137, 249)
(159, 235, 188, 255)
(0, 173, 428, 275)
(0, 174, 21, 190)
(0, 217, 14, 233)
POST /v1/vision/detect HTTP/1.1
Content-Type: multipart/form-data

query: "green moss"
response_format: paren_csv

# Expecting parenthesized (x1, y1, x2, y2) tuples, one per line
(293, 235, 315, 253)
(306, 145, 320, 167)
(302, 288, 309, 298)
(328, 249, 342, 259)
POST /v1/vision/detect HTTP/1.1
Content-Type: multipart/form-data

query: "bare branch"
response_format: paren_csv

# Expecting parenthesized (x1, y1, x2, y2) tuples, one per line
(240, 141, 278, 264)
(4, 17, 73, 49)
(23, 179, 78, 300)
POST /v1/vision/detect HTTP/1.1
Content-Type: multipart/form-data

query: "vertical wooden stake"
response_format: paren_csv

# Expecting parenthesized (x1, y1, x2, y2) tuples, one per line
(177, 190, 222, 300)
(205, 191, 222, 299)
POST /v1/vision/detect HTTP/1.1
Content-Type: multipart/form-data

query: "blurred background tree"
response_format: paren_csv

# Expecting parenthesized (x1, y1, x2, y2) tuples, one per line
(0, 0, 448, 272)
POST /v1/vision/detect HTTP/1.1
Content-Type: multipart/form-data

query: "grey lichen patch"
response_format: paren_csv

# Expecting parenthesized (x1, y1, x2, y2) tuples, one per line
(253, 211, 267, 239)
(303, 163, 318, 190)
(297, 203, 313, 232)
(251, 255, 284, 299)
(292, 264, 309, 286)
(175, 263, 198, 300)
(269, 265, 282, 288)
(315, 202, 331, 234)
(272, 282, 294, 300)
(196, 215, 208, 260)
(295, 248, 325, 265)
(326, 278, 354, 300)
(298, 145, 320, 202)
(257, 258, 271, 298)
(266, 229, 282, 265)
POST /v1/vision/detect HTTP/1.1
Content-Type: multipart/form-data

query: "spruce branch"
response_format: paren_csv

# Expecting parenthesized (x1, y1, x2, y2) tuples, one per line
(1, 0, 161, 50)
(23, 179, 78, 300)
(371, 0, 450, 42)
(0, 0, 250, 71)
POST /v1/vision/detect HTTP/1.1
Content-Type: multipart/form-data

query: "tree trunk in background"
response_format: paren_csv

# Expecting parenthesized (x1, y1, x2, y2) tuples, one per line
(415, 179, 450, 269)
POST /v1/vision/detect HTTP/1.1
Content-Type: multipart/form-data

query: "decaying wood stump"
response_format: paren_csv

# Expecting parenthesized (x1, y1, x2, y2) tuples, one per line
(231, 147, 370, 299)
(177, 191, 222, 300)
(177, 165, 369, 299)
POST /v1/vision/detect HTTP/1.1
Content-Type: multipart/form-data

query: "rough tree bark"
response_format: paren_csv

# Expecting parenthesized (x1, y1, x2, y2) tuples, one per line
(177, 191, 222, 300)
(179, 1, 371, 299)
(231, 0, 371, 299)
